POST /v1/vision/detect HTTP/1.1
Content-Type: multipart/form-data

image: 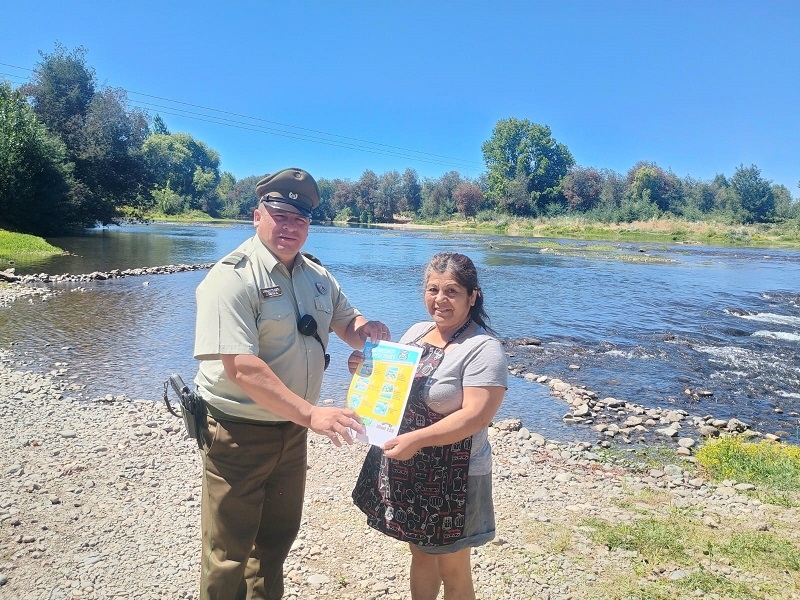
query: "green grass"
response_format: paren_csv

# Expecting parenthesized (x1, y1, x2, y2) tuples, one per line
(0, 229, 65, 266)
(140, 208, 223, 222)
(578, 510, 800, 599)
(415, 216, 800, 249)
(582, 516, 687, 564)
(719, 532, 800, 571)
(695, 436, 800, 491)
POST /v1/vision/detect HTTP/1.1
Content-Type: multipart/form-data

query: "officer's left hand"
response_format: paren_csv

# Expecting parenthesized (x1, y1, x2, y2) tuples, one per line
(358, 320, 391, 344)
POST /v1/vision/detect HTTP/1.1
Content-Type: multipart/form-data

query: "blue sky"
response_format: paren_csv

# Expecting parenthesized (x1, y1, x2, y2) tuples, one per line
(1, 1, 798, 195)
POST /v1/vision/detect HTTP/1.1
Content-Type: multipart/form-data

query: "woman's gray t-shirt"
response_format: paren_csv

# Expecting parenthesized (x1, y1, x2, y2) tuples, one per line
(399, 321, 508, 476)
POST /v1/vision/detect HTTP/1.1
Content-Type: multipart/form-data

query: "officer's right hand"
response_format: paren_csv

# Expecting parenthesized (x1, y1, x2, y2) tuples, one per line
(309, 406, 365, 446)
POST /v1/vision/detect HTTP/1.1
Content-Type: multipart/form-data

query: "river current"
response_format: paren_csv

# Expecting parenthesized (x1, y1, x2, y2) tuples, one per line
(1, 223, 798, 443)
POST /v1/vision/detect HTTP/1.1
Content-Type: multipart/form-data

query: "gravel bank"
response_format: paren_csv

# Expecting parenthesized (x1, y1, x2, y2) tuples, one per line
(2, 282, 799, 599)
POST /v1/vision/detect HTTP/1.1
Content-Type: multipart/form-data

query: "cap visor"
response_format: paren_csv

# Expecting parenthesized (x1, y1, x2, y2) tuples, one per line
(261, 200, 312, 219)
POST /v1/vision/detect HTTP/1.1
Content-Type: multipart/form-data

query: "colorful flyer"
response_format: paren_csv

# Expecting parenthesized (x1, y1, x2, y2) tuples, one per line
(346, 340, 423, 446)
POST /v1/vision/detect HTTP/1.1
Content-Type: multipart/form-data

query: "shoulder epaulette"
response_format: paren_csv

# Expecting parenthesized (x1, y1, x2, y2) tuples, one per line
(221, 251, 247, 266)
(301, 251, 323, 266)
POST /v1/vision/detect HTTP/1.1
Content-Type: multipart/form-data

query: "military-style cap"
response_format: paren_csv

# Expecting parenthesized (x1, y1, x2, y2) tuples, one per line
(255, 167, 320, 219)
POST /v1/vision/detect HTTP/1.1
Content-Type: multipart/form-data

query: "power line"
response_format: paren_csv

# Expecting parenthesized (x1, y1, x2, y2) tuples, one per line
(129, 100, 479, 170)
(1, 61, 484, 172)
(127, 90, 480, 169)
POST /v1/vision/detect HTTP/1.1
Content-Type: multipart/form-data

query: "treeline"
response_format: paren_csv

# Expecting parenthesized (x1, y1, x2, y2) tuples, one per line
(1, 45, 798, 237)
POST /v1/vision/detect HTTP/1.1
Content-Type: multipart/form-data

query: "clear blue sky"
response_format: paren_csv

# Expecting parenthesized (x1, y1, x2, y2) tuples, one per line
(1, 1, 798, 195)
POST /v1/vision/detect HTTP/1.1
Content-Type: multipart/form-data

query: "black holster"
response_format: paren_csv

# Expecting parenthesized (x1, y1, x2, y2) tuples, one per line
(164, 374, 207, 448)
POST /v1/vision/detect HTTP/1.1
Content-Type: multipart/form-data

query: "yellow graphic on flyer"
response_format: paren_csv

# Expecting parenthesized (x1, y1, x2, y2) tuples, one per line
(347, 340, 422, 446)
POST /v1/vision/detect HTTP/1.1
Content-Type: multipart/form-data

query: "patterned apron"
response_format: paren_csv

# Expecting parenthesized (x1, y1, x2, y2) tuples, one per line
(352, 320, 473, 546)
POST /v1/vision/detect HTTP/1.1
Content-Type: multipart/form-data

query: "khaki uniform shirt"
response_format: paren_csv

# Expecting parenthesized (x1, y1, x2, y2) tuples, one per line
(193, 234, 360, 422)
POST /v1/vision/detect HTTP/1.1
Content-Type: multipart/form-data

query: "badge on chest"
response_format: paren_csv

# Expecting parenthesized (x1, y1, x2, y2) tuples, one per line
(260, 286, 283, 299)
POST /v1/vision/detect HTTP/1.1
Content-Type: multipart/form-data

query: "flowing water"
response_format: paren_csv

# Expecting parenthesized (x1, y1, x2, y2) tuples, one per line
(2, 223, 798, 443)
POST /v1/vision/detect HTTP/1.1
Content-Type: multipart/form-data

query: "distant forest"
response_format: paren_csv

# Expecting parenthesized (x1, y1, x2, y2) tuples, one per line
(2, 44, 798, 237)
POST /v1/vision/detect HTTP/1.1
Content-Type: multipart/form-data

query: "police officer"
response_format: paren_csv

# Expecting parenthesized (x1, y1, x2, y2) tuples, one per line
(193, 167, 390, 599)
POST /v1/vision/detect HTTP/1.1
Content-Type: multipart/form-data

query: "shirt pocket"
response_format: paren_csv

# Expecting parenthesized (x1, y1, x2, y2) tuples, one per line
(257, 297, 295, 334)
(314, 295, 333, 316)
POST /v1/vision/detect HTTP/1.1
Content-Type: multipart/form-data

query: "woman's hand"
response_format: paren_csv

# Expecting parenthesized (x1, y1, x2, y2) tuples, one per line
(382, 433, 421, 461)
(347, 350, 364, 375)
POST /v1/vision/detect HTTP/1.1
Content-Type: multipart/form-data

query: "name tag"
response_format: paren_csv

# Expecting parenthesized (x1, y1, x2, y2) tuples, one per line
(260, 286, 283, 299)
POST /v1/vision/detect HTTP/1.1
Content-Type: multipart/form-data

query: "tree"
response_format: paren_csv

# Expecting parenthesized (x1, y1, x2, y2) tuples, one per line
(222, 175, 260, 219)
(141, 132, 221, 213)
(353, 170, 379, 222)
(21, 44, 151, 225)
(772, 184, 798, 220)
(679, 177, 716, 220)
(75, 87, 151, 221)
(329, 179, 358, 221)
(399, 168, 422, 214)
(20, 43, 95, 145)
(152, 114, 170, 135)
(730, 164, 775, 223)
(374, 171, 402, 222)
(420, 172, 462, 219)
(562, 166, 604, 212)
(625, 162, 683, 214)
(453, 183, 483, 217)
(481, 118, 574, 215)
(0, 82, 81, 235)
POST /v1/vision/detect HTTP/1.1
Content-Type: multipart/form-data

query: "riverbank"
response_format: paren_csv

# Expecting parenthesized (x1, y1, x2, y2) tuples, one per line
(2, 217, 799, 269)
(1, 282, 799, 599)
(359, 217, 800, 249)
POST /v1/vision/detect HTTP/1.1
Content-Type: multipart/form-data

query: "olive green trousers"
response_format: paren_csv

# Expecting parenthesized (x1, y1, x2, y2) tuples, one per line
(200, 417, 307, 600)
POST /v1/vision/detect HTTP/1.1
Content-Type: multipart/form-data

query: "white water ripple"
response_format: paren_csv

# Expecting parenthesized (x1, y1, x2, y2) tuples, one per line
(728, 310, 800, 327)
(752, 330, 800, 342)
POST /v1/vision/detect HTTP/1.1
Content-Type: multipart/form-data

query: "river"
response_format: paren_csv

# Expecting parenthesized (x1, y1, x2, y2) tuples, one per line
(2, 222, 798, 443)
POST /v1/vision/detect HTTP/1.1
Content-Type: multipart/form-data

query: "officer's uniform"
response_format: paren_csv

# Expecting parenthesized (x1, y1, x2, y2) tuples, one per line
(195, 235, 358, 422)
(192, 169, 361, 600)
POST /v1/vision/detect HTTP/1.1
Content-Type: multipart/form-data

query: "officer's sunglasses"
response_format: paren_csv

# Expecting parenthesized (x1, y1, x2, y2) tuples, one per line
(297, 315, 330, 370)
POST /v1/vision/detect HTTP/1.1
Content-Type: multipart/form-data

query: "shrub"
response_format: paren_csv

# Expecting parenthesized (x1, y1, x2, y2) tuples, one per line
(695, 436, 800, 491)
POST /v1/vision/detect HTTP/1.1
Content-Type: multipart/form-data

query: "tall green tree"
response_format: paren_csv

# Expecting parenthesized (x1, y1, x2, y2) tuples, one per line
(625, 162, 682, 214)
(141, 132, 221, 214)
(20, 43, 95, 145)
(329, 179, 358, 221)
(353, 170, 379, 222)
(481, 118, 574, 216)
(0, 82, 81, 235)
(374, 170, 402, 222)
(152, 114, 170, 135)
(21, 44, 150, 225)
(772, 184, 798, 220)
(731, 164, 775, 223)
(75, 87, 150, 220)
(399, 168, 422, 213)
(221, 175, 260, 219)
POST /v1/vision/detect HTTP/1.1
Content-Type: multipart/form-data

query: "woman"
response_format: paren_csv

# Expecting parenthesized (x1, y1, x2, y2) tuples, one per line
(351, 252, 508, 600)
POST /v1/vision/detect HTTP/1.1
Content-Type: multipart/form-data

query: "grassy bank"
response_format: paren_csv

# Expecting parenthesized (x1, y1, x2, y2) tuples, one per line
(0, 229, 65, 265)
(410, 216, 800, 248)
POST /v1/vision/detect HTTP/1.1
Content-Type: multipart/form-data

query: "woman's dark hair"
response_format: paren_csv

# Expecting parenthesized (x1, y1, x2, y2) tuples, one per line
(424, 252, 497, 336)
